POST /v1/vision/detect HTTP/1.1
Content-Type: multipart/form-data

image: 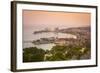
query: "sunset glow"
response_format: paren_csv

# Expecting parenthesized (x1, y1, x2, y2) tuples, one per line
(23, 10, 91, 29)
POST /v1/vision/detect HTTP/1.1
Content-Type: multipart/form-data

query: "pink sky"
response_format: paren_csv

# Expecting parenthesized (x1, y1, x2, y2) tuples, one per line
(23, 10, 91, 29)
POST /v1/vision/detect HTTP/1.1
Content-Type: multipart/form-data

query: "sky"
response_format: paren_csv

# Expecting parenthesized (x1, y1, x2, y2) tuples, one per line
(23, 10, 91, 29)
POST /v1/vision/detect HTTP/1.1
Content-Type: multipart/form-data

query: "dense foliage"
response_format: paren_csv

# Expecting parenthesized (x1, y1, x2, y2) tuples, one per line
(23, 47, 45, 62)
(23, 44, 90, 62)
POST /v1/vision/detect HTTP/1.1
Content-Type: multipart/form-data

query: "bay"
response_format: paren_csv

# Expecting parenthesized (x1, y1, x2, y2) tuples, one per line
(23, 32, 77, 50)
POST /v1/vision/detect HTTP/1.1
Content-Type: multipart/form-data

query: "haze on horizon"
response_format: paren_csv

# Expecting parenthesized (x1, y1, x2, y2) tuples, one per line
(23, 10, 91, 29)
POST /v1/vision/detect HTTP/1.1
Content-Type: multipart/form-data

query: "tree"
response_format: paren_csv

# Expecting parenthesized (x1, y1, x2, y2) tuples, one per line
(23, 47, 45, 62)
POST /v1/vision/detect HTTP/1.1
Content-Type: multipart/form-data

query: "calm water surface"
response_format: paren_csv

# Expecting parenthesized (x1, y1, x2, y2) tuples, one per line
(23, 28, 76, 50)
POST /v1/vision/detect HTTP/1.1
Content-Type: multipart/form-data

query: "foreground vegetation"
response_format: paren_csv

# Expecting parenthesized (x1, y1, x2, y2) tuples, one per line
(23, 44, 90, 62)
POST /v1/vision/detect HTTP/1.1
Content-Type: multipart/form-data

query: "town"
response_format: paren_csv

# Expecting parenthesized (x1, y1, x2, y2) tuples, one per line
(32, 26, 90, 47)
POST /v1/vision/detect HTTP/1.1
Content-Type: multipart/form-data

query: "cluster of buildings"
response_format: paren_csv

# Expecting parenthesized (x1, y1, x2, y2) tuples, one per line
(33, 26, 90, 47)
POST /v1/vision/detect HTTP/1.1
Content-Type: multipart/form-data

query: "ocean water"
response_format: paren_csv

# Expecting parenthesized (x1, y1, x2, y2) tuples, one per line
(23, 27, 76, 50)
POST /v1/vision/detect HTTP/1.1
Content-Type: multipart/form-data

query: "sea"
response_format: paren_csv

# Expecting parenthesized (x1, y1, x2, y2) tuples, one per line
(23, 27, 76, 50)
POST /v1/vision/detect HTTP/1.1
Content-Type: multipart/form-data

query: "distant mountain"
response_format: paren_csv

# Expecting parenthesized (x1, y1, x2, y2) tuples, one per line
(67, 26, 90, 30)
(59, 26, 90, 33)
